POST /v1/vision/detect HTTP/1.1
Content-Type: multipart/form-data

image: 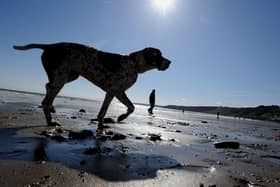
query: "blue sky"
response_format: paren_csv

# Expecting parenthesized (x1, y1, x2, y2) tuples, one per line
(0, 0, 279, 107)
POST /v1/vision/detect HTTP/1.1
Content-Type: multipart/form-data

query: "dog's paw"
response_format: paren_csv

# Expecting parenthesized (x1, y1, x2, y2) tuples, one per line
(117, 114, 128, 122)
(48, 120, 61, 127)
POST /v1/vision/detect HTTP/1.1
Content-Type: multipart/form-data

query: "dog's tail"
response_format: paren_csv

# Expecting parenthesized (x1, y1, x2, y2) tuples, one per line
(13, 44, 50, 51)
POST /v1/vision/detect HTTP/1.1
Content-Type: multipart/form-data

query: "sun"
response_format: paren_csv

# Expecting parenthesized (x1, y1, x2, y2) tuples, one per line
(151, 0, 175, 15)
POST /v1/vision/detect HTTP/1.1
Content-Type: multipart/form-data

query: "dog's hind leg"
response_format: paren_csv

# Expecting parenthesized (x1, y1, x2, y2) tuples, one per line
(97, 93, 114, 128)
(41, 69, 72, 126)
(42, 82, 64, 126)
(42, 72, 79, 126)
(45, 71, 79, 115)
(116, 92, 135, 122)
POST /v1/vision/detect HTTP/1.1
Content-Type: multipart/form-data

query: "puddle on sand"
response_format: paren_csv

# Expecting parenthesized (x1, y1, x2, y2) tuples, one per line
(44, 136, 184, 181)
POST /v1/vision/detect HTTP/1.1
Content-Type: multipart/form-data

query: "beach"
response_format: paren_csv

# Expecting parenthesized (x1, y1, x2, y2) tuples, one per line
(0, 89, 279, 187)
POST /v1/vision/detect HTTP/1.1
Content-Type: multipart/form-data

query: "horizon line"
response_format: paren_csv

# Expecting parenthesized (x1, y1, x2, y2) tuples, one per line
(0, 87, 278, 109)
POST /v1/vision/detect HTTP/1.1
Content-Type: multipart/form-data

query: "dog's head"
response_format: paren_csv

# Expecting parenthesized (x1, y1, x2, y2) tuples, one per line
(129, 47, 171, 73)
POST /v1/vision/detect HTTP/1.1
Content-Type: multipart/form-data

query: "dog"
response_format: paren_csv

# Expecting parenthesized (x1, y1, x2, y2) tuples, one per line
(13, 42, 171, 128)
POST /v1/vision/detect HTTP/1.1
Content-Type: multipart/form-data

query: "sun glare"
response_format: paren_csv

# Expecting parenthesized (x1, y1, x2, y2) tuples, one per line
(151, 0, 175, 15)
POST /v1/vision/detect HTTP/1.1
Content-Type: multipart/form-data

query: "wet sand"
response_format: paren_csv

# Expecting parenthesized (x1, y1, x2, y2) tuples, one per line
(0, 90, 279, 187)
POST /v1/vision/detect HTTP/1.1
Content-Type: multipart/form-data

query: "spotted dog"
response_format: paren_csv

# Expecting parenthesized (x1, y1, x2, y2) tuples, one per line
(13, 42, 171, 128)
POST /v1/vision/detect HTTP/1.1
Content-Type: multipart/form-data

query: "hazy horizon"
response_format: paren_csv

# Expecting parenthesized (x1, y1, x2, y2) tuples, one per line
(1, 87, 278, 108)
(1, 0, 279, 107)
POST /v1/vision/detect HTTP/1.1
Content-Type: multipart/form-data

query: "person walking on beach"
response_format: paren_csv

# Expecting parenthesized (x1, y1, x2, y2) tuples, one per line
(148, 89, 155, 114)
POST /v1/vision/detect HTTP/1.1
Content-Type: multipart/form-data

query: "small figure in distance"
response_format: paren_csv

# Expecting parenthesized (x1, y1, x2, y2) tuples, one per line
(148, 89, 156, 114)
(217, 112, 220, 120)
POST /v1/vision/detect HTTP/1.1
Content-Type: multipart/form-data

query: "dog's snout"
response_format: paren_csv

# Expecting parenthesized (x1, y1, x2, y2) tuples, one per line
(158, 58, 171, 71)
(163, 59, 171, 68)
(166, 60, 171, 66)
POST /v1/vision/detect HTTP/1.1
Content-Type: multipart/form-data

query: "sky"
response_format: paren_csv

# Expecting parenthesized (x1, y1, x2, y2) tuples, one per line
(0, 0, 279, 107)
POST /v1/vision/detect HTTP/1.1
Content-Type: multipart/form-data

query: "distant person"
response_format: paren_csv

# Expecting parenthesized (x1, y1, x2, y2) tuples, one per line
(217, 112, 220, 119)
(148, 89, 156, 114)
(182, 109, 185, 113)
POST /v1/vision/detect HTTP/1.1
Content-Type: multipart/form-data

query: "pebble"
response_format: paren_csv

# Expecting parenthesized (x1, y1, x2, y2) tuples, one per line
(43, 175, 50, 179)
(177, 122, 190, 126)
(79, 109, 86, 113)
(97, 131, 127, 141)
(111, 133, 126, 140)
(149, 134, 162, 142)
(214, 141, 240, 149)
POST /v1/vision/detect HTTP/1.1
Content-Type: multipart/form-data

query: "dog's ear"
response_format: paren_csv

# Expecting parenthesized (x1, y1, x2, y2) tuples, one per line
(143, 48, 162, 66)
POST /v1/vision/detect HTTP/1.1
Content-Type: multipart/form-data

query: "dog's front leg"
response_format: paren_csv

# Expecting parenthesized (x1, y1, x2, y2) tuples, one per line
(116, 92, 135, 122)
(97, 93, 114, 128)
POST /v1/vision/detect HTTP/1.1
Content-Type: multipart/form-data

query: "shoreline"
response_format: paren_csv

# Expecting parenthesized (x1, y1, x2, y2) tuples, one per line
(1, 88, 279, 124)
